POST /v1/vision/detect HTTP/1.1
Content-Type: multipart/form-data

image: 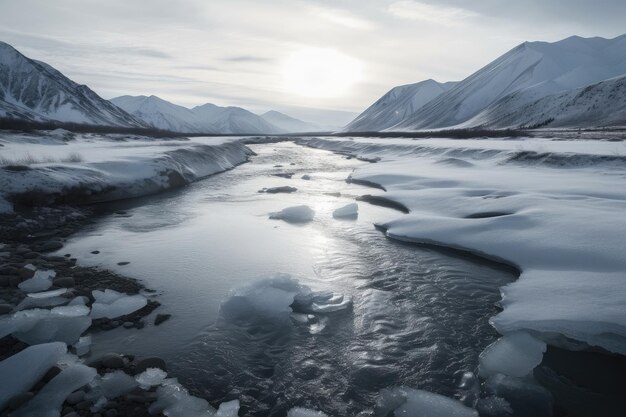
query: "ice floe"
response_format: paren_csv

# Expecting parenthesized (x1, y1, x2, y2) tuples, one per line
(269, 205, 315, 223)
(479, 331, 546, 378)
(287, 408, 329, 417)
(18, 269, 56, 292)
(332, 202, 358, 219)
(12, 363, 97, 417)
(0, 342, 67, 410)
(136, 367, 168, 389)
(0, 305, 91, 345)
(375, 387, 478, 417)
(90, 289, 147, 319)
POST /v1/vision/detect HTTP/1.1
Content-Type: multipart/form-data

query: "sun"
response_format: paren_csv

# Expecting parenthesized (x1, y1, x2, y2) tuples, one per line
(282, 47, 363, 98)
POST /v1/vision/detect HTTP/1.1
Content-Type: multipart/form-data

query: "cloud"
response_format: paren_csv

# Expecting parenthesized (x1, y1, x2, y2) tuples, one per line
(387, 1, 477, 25)
(222, 55, 273, 63)
(309, 5, 377, 30)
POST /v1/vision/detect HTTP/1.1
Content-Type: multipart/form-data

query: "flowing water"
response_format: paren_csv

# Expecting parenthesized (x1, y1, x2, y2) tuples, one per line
(61, 142, 518, 416)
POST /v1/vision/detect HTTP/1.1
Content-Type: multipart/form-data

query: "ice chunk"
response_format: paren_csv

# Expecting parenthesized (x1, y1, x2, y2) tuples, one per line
(220, 275, 305, 321)
(0, 342, 67, 410)
(74, 335, 92, 356)
(87, 371, 138, 400)
(333, 203, 358, 219)
(18, 269, 56, 292)
(135, 367, 168, 389)
(0, 306, 91, 345)
(90, 289, 147, 319)
(269, 205, 315, 223)
(287, 408, 329, 417)
(27, 288, 68, 299)
(215, 400, 240, 417)
(375, 387, 478, 417)
(484, 374, 552, 417)
(68, 296, 89, 306)
(16, 296, 68, 311)
(479, 331, 546, 378)
(12, 363, 97, 417)
(292, 291, 352, 314)
(149, 378, 217, 417)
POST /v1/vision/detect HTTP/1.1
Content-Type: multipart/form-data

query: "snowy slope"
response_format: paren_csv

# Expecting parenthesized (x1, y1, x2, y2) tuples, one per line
(468, 74, 626, 128)
(300, 136, 626, 356)
(192, 103, 283, 134)
(261, 110, 322, 133)
(392, 34, 626, 130)
(0, 42, 144, 127)
(110, 95, 216, 133)
(345, 79, 456, 132)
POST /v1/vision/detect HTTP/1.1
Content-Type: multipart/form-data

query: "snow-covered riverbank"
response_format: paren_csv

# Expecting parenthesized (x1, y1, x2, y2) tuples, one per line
(0, 131, 253, 213)
(300, 136, 626, 358)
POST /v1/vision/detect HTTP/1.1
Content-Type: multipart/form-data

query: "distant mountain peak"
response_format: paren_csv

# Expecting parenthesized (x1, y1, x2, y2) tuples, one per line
(0, 42, 145, 127)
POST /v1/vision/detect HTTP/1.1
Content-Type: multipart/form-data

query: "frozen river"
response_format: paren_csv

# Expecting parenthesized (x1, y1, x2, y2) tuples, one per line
(60, 141, 518, 416)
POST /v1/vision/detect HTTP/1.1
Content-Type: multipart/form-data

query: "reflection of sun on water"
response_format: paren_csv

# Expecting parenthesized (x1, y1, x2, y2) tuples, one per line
(282, 47, 363, 98)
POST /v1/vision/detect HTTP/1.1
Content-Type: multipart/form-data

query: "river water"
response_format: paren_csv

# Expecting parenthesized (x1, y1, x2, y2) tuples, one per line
(61, 142, 518, 416)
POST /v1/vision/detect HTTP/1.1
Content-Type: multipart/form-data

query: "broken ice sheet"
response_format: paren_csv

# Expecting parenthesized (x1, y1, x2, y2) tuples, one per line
(19, 269, 56, 292)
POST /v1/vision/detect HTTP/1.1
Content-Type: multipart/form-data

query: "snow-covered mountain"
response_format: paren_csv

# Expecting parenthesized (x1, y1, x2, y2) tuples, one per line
(345, 79, 456, 132)
(110, 95, 216, 133)
(372, 34, 626, 131)
(261, 110, 323, 133)
(0, 41, 144, 127)
(472, 74, 626, 129)
(112, 96, 283, 134)
(192, 103, 282, 134)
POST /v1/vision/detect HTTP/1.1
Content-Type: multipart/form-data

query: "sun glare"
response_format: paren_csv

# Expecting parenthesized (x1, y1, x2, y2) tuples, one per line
(282, 47, 363, 98)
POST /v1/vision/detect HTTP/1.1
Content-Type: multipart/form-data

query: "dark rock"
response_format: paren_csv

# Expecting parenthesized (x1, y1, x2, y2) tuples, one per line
(134, 357, 167, 374)
(39, 241, 64, 252)
(0, 275, 10, 287)
(154, 314, 171, 326)
(42, 366, 61, 383)
(104, 409, 118, 417)
(101, 353, 125, 369)
(117, 261, 130, 266)
(66, 390, 85, 405)
(0, 266, 19, 275)
(0, 303, 13, 315)
(18, 267, 35, 279)
(52, 277, 75, 288)
(261, 186, 297, 194)
(7, 392, 34, 410)
(61, 407, 76, 416)
(272, 172, 295, 179)
(23, 252, 40, 259)
(91, 250, 100, 254)
(9, 276, 22, 287)
(123, 321, 134, 328)
(75, 400, 91, 410)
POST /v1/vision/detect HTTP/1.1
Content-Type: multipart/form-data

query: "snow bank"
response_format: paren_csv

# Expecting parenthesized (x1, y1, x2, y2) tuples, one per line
(269, 205, 315, 223)
(0, 134, 252, 212)
(299, 137, 626, 356)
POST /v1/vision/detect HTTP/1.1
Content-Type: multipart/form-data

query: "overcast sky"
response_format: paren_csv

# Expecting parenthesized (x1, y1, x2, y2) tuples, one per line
(1, 0, 625, 125)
